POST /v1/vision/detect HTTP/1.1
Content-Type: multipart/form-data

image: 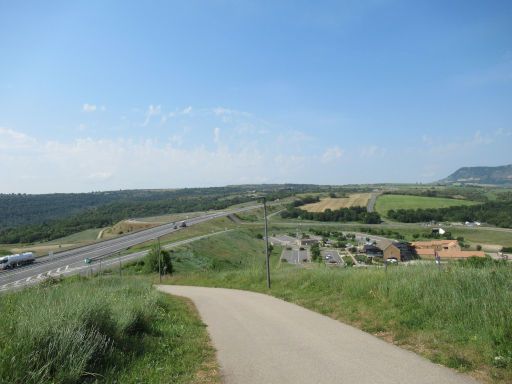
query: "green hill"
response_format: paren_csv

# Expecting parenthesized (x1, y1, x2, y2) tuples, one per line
(440, 164, 512, 185)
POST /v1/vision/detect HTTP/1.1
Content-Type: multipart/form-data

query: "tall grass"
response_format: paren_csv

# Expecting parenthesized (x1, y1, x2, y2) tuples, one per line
(0, 276, 217, 384)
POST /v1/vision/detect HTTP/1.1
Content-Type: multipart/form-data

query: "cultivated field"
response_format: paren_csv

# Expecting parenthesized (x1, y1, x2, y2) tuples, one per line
(375, 194, 478, 216)
(302, 193, 371, 212)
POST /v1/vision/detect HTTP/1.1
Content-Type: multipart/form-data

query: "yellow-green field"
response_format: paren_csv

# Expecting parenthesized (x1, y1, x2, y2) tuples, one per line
(302, 193, 371, 212)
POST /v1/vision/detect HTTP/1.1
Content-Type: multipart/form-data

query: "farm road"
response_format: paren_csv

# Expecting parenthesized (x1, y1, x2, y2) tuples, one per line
(156, 285, 478, 384)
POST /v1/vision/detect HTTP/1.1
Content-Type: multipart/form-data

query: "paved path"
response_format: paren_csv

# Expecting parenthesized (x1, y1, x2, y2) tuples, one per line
(156, 285, 478, 384)
(367, 192, 380, 213)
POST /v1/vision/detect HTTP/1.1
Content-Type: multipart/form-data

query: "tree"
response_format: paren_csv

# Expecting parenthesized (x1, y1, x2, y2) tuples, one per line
(311, 243, 321, 262)
(144, 244, 173, 275)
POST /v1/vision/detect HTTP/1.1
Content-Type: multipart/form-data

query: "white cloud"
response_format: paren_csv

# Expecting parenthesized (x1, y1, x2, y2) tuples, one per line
(182, 106, 192, 115)
(213, 127, 221, 145)
(142, 104, 161, 126)
(424, 130, 495, 156)
(87, 171, 112, 181)
(360, 145, 386, 158)
(82, 103, 97, 112)
(321, 146, 344, 163)
(0, 127, 36, 149)
(212, 107, 234, 116)
(0, 127, 288, 193)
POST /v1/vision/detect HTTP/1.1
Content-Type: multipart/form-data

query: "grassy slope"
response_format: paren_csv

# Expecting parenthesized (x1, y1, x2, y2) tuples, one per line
(0, 276, 218, 384)
(161, 228, 512, 383)
(375, 194, 478, 216)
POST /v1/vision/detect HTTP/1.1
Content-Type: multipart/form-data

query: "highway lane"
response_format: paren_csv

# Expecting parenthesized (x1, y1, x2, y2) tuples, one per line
(0, 230, 233, 293)
(0, 204, 261, 289)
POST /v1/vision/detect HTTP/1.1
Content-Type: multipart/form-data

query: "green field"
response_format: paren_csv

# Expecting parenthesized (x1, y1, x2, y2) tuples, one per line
(0, 276, 218, 384)
(375, 194, 478, 216)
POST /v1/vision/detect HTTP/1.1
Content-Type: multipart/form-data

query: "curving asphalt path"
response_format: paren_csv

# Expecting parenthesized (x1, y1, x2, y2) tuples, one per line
(157, 285, 479, 384)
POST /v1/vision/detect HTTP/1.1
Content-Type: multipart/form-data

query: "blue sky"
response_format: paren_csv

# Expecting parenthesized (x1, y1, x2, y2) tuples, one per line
(1, 0, 511, 193)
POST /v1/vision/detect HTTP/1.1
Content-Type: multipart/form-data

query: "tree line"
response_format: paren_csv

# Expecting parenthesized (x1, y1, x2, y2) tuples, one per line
(281, 206, 381, 224)
(387, 200, 512, 228)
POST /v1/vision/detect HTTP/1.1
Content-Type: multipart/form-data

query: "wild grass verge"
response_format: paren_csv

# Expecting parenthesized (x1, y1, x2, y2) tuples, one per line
(0, 276, 218, 384)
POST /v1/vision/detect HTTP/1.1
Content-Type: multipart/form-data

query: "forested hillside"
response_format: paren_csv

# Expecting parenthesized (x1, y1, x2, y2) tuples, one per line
(0, 184, 324, 243)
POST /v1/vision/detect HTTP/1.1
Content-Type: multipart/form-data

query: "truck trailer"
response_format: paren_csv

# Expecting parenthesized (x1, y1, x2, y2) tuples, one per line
(0, 252, 35, 270)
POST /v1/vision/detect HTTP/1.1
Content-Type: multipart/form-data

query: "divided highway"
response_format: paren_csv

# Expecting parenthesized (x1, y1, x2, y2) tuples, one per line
(0, 204, 261, 291)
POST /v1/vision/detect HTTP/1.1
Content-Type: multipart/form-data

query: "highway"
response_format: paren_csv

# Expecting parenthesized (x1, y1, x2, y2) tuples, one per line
(0, 204, 260, 292)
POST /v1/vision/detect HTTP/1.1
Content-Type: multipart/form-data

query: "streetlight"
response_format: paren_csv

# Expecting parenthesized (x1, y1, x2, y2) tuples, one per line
(263, 197, 271, 289)
(157, 236, 162, 283)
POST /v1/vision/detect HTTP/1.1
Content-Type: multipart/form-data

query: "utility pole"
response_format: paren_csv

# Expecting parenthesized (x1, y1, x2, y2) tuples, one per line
(158, 236, 162, 283)
(263, 197, 271, 289)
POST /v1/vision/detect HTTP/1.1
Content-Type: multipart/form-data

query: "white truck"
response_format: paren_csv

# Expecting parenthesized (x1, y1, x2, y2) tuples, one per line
(0, 252, 35, 270)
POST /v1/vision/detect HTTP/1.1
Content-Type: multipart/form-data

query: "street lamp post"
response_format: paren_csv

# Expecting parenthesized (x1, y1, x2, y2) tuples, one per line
(263, 197, 271, 289)
(158, 236, 162, 283)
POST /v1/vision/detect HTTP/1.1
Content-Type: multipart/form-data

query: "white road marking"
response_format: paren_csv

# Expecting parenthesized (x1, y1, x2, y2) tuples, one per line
(26, 277, 32, 282)
(37, 273, 43, 279)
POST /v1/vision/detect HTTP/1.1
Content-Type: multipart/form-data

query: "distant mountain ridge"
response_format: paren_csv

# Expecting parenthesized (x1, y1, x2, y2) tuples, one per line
(440, 164, 512, 185)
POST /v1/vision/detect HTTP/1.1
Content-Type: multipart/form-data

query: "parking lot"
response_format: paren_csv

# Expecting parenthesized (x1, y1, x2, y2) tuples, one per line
(281, 249, 309, 264)
(321, 250, 343, 266)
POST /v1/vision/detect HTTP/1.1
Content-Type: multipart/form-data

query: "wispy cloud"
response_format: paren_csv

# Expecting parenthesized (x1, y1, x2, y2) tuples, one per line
(422, 130, 495, 156)
(82, 103, 97, 112)
(142, 105, 161, 126)
(82, 104, 106, 113)
(213, 127, 221, 145)
(360, 145, 386, 158)
(0, 127, 36, 149)
(0, 127, 294, 193)
(321, 146, 344, 163)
